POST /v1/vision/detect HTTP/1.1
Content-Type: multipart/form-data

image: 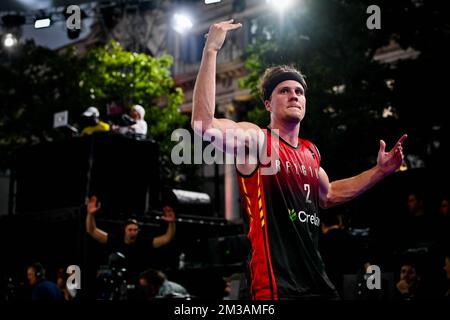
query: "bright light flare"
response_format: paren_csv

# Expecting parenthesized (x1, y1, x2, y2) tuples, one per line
(3, 33, 17, 47)
(173, 13, 193, 34)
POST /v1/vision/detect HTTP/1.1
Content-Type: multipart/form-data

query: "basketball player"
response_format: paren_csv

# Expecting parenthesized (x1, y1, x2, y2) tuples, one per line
(191, 20, 407, 299)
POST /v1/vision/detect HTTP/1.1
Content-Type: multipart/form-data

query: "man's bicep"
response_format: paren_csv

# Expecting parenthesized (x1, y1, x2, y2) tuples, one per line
(94, 229, 108, 244)
(205, 119, 262, 155)
(318, 167, 331, 209)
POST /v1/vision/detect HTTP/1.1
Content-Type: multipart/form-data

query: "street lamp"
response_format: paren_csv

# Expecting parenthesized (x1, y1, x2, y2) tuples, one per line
(34, 17, 52, 29)
(172, 13, 193, 34)
(266, 0, 294, 11)
(3, 33, 17, 48)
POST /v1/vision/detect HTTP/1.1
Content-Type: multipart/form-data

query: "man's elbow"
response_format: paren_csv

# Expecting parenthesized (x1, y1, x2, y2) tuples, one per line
(320, 195, 336, 209)
(191, 118, 213, 136)
(86, 225, 94, 235)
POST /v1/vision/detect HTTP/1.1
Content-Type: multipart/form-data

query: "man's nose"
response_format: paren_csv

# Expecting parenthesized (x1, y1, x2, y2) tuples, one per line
(288, 90, 299, 99)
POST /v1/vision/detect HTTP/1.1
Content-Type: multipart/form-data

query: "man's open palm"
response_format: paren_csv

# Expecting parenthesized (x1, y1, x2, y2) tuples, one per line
(377, 134, 408, 174)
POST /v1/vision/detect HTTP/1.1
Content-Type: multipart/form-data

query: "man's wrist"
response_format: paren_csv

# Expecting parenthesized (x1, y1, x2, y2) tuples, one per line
(375, 164, 392, 177)
(203, 47, 219, 56)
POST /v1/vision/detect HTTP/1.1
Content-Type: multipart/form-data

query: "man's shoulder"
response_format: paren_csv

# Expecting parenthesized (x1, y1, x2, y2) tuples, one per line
(299, 138, 321, 162)
(299, 137, 316, 147)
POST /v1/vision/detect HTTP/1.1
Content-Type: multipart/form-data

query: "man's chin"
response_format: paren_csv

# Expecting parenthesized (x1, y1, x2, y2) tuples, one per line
(285, 114, 303, 123)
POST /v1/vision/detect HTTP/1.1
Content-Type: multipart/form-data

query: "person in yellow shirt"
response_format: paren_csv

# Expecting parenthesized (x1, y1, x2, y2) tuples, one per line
(80, 106, 110, 136)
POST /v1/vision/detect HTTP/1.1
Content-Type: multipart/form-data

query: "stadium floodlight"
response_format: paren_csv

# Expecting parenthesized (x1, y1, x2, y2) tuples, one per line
(3, 33, 17, 48)
(34, 17, 51, 29)
(172, 13, 193, 34)
(266, 0, 293, 11)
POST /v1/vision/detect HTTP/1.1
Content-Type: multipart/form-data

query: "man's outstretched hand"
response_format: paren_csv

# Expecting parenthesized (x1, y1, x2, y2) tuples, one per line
(86, 195, 101, 215)
(162, 206, 176, 222)
(205, 19, 242, 52)
(377, 134, 408, 175)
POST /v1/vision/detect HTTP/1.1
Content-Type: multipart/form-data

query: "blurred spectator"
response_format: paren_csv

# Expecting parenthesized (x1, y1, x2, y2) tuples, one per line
(136, 269, 188, 299)
(85, 196, 176, 281)
(27, 263, 63, 301)
(319, 211, 361, 297)
(395, 262, 424, 300)
(117, 104, 147, 138)
(222, 273, 245, 300)
(80, 106, 110, 136)
(440, 197, 450, 216)
(56, 267, 76, 300)
(399, 192, 436, 247)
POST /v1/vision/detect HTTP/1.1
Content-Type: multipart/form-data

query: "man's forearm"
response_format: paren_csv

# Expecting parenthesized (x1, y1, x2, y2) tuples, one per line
(85, 214, 97, 234)
(328, 165, 389, 207)
(166, 221, 176, 240)
(192, 49, 218, 131)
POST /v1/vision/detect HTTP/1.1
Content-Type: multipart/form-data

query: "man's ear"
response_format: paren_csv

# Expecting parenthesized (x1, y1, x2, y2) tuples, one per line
(264, 100, 271, 112)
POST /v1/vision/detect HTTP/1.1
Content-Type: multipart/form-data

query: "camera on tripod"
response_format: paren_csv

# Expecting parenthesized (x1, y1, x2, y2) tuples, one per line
(97, 252, 130, 300)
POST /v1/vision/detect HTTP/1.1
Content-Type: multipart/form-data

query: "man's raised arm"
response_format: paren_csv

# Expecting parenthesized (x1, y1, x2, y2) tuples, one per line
(85, 195, 108, 244)
(153, 206, 176, 249)
(191, 20, 260, 140)
(192, 20, 242, 135)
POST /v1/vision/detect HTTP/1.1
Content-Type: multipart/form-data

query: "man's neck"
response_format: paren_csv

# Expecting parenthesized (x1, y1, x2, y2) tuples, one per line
(269, 119, 300, 147)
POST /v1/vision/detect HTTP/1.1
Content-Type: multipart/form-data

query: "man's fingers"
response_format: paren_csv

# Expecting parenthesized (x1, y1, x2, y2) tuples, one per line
(379, 140, 386, 153)
(227, 22, 242, 30)
(219, 19, 242, 30)
(396, 134, 408, 146)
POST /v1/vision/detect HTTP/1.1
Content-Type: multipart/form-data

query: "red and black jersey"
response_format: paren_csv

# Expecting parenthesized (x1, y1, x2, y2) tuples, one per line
(237, 128, 338, 300)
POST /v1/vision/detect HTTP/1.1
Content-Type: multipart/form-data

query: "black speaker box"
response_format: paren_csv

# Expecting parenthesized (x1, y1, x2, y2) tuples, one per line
(14, 133, 160, 217)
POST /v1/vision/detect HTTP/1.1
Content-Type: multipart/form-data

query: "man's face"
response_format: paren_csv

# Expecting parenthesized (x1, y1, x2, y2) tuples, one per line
(265, 80, 306, 124)
(400, 264, 418, 284)
(407, 194, 421, 213)
(27, 267, 38, 286)
(130, 110, 141, 120)
(124, 224, 139, 244)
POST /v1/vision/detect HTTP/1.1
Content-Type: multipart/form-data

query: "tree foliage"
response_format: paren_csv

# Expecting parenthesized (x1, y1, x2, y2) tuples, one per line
(79, 41, 186, 144)
(0, 41, 188, 176)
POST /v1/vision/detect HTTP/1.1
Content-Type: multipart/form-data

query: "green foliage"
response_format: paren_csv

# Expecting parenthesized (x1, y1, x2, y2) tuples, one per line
(0, 41, 187, 174)
(79, 41, 187, 150)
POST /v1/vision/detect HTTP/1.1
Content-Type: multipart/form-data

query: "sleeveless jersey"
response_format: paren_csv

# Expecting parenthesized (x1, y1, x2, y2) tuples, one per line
(237, 128, 338, 300)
